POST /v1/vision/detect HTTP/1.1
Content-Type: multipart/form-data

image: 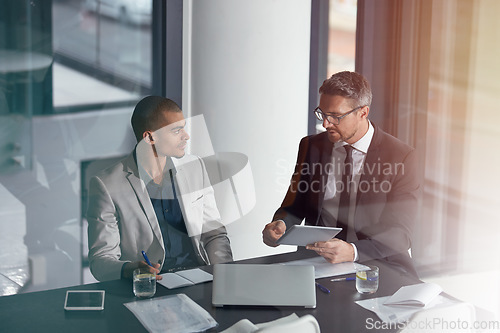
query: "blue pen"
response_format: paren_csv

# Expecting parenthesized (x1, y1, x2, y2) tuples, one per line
(141, 251, 153, 267)
(330, 277, 355, 282)
(315, 282, 331, 294)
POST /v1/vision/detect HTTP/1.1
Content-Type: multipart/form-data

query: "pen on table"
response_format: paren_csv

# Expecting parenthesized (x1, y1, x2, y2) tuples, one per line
(330, 277, 355, 282)
(141, 251, 153, 267)
(315, 282, 331, 294)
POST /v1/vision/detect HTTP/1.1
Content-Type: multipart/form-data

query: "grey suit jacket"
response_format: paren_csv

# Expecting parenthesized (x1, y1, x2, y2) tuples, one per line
(87, 151, 233, 281)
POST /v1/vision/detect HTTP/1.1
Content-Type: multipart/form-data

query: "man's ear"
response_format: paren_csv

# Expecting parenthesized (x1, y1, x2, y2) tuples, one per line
(360, 106, 370, 119)
(143, 131, 154, 144)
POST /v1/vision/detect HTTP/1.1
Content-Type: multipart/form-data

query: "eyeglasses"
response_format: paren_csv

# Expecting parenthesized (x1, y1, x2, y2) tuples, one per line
(314, 105, 365, 125)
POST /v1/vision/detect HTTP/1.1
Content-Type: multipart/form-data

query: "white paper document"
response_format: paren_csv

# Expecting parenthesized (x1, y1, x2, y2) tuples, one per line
(221, 313, 300, 333)
(124, 293, 217, 333)
(383, 283, 442, 307)
(278, 256, 368, 279)
(158, 268, 213, 289)
(356, 294, 460, 324)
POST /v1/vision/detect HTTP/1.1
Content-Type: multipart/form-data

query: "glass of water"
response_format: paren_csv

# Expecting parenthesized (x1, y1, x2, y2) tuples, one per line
(356, 265, 379, 294)
(133, 268, 156, 298)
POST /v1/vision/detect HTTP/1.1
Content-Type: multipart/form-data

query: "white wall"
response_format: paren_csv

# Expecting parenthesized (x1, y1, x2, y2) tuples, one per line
(183, 0, 311, 260)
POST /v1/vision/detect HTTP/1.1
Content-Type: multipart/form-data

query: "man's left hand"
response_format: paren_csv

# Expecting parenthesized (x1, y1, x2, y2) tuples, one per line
(306, 238, 355, 263)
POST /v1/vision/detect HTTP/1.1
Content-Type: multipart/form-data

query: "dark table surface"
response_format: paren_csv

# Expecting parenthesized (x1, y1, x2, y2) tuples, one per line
(0, 249, 422, 332)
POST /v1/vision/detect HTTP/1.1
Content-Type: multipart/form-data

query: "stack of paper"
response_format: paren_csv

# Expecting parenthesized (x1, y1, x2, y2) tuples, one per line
(355, 283, 453, 324)
(220, 313, 320, 333)
(125, 293, 217, 333)
(221, 314, 301, 333)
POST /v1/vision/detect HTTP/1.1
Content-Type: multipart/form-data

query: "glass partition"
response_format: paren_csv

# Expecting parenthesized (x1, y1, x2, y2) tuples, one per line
(0, 0, 53, 295)
(0, 0, 156, 295)
(0, 1, 53, 172)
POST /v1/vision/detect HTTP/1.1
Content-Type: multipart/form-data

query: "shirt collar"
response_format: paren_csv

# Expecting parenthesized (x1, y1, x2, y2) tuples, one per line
(135, 150, 177, 184)
(334, 120, 374, 154)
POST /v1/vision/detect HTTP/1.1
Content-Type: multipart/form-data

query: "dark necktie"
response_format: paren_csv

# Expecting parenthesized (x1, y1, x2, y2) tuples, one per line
(337, 145, 353, 241)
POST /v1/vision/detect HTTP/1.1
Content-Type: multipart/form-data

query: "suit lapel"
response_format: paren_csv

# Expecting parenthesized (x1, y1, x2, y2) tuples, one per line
(123, 153, 163, 245)
(171, 157, 189, 203)
(171, 157, 203, 238)
(356, 125, 382, 206)
(316, 135, 334, 224)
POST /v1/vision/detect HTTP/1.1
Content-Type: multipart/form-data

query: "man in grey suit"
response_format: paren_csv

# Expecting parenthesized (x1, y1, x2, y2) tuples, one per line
(87, 96, 233, 281)
(262, 71, 420, 275)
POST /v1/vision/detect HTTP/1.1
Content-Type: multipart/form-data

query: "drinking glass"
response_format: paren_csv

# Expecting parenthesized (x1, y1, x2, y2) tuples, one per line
(356, 265, 379, 294)
(133, 268, 156, 298)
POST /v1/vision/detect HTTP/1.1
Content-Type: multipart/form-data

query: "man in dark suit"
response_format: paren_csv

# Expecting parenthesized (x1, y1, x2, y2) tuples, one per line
(262, 71, 420, 275)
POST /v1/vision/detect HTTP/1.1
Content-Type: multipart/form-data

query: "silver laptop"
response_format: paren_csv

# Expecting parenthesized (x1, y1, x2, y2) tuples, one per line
(212, 264, 316, 308)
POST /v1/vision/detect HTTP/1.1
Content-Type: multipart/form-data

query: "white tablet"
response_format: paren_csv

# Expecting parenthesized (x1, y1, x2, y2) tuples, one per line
(64, 290, 105, 311)
(276, 225, 342, 246)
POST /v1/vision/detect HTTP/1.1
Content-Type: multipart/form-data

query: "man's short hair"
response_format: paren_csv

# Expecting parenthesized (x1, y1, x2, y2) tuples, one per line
(319, 71, 372, 108)
(131, 96, 182, 142)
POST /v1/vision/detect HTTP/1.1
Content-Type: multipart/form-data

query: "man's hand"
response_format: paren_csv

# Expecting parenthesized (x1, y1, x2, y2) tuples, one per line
(306, 238, 355, 263)
(262, 220, 286, 247)
(122, 261, 163, 280)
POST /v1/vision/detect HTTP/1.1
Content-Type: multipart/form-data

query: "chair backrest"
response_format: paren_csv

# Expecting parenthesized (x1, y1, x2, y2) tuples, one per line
(256, 314, 320, 333)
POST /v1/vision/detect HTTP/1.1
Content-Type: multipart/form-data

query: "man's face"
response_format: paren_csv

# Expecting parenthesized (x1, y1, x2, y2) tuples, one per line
(319, 94, 368, 144)
(148, 111, 189, 158)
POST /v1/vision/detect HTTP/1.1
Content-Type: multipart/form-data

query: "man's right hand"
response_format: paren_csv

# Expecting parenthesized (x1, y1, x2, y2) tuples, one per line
(262, 220, 286, 247)
(121, 261, 162, 280)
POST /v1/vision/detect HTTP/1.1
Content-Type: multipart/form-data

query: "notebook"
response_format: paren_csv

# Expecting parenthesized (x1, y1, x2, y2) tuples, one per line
(158, 268, 213, 289)
(212, 264, 316, 308)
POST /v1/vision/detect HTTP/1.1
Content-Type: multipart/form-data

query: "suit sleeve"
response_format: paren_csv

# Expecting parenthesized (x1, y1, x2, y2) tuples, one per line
(86, 176, 128, 281)
(197, 158, 233, 264)
(272, 136, 312, 229)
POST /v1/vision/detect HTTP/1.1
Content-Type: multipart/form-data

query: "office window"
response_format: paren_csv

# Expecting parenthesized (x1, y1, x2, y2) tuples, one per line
(355, 0, 500, 315)
(327, 0, 357, 77)
(420, 0, 500, 272)
(414, 0, 500, 315)
(312, 0, 357, 134)
(52, 0, 152, 111)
